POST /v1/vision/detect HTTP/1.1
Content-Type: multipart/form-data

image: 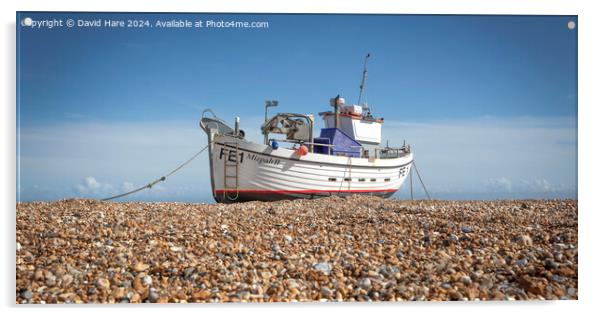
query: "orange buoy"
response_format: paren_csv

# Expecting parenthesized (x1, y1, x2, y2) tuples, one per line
(298, 144, 308, 156)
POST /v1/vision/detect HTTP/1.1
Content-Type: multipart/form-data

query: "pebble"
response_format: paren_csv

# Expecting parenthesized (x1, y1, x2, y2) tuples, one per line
(395, 250, 404, 259)
(358, 277, 372, 290)
(320, 286, 333, 298)
(142, 275, 153, 286)
(21, 290, 33, 300)
(518, 275, 546, 296)
(183, 267, 195, 279)
(15, 197, 577, 303)
(459, 275, 472, 285)
(515, 259, 528, 267)
(148, 290, 160, 303)
(133, 262, 149, 272)
(112, 287, 126, 299)
(62, 274, 74, 287)
(567, 288, 576, 296)
(449, 290, 463, 300)
(96, 278, 111, 290)
(45, 274, 57, 287)
(544, 259, 558, 270)
(313, 262, 332, 275)
(514, 234, 533, 247)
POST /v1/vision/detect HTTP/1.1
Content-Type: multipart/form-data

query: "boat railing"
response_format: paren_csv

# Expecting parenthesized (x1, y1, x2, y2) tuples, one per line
(269, 138, 335, 155)
(269, 138, 410, 159)
(376, 145, 411, 159)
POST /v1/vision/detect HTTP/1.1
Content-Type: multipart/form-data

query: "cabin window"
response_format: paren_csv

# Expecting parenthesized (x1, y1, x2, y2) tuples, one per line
(384, 178, 391, 182)
(358, 178, 366, 182)
(328, 178, 337, 182)
(344, 178, 351, 182)
(370, 178, 377, 182)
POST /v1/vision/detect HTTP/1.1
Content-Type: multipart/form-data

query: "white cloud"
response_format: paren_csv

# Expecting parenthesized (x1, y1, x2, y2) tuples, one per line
(485, 177, 512, 193)
(83, 176, 100, 190)
(533, 179, 552, 192)
(517, 178, 557, 193)
(74, 176, 115, 197)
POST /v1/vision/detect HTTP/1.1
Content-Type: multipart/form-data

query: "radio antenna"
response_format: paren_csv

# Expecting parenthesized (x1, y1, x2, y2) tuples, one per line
(357, 53, 371, 112)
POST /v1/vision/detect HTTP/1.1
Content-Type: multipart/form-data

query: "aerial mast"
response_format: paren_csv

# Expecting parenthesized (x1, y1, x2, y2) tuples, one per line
(357, 53, 371, 113)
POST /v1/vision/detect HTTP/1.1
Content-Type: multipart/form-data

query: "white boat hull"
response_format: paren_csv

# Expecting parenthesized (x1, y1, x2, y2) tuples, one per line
(206, 134, 413, 203)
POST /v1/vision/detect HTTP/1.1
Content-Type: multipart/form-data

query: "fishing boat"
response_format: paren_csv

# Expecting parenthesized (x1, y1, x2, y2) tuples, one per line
(200, 55, 413, 203)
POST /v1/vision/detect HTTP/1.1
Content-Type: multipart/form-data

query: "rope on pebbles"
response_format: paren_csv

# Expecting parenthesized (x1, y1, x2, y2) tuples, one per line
(101, 143, 211, 201)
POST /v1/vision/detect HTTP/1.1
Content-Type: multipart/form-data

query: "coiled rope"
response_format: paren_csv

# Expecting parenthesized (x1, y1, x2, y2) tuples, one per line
(101, 143, 211, 201)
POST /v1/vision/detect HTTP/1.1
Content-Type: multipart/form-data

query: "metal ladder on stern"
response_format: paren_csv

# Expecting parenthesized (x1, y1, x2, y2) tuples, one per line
(223, 142, 240, 201)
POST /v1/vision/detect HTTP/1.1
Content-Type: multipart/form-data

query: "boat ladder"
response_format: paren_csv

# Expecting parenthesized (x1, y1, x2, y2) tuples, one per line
(223, 142, 240, 201)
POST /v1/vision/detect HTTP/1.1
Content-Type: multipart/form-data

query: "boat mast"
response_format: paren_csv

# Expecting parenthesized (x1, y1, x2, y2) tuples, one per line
(357, 53, 370, 112)
(334, 94, 341, 129)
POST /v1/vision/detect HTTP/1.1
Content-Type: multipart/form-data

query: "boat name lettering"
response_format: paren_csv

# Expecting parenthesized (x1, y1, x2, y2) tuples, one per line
(246, 153, 281, 166)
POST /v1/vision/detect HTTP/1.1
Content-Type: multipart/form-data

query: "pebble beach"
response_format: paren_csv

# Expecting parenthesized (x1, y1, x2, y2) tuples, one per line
(16, 196, 578, 303)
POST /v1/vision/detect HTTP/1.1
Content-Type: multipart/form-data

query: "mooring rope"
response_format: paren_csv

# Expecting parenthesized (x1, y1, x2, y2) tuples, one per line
(412, 160, 432, 200)
(409, 162, 414, 200)
(101, 143, 211, 201)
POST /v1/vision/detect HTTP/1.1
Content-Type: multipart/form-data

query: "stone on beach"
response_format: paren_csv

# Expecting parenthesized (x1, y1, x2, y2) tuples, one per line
(132, 262, 149, 272)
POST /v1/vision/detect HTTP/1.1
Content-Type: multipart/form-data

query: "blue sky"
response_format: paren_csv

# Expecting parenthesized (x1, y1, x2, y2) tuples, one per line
(16, 12, 577, 202)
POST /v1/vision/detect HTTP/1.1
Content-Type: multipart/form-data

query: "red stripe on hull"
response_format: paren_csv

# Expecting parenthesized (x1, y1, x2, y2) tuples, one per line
(213, 189, 397, 203)
(214, 189, 397, 195)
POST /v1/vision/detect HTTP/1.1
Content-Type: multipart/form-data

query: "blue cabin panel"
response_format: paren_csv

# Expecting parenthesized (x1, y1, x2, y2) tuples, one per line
(313, 128, 362, 157)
